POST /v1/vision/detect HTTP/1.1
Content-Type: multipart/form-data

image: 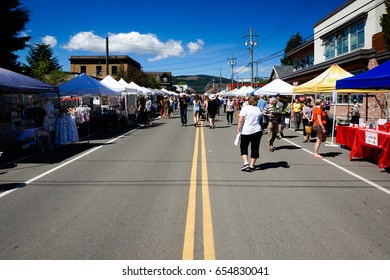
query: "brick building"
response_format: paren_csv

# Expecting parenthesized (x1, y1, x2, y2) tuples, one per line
(69, 55, 141, 78)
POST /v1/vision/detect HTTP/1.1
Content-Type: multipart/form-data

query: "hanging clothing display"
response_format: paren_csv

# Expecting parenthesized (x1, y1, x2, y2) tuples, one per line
(43, 101, 56, 132)
(55, 109, 80, 145)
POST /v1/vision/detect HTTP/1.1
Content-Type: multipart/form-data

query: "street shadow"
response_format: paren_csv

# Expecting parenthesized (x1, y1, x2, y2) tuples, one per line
(255, 161, 290, 170)
(322, 152, 343, 158)
(0, 123, 139, 167)
(381, 167, 390, 173)
(20, 142, 111, 165)
(281, 135, 298, 139)
(274, 145, 300, 151)
(0, 162, 18, 170)
(0, 183, 26, 193)
(139, 122, 165, 129)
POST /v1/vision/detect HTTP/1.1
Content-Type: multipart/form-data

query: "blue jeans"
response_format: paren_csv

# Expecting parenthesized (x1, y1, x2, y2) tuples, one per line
(180, 108, 187, 125)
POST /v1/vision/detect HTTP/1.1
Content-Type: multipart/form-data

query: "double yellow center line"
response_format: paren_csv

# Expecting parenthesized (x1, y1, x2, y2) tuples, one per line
(182, 124, 215, 260)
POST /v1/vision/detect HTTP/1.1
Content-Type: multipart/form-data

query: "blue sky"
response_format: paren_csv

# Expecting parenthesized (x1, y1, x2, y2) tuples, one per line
(17, 0, 347, 80)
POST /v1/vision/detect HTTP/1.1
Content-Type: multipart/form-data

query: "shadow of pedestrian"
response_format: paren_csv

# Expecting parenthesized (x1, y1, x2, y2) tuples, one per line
(274, 145, 300, 151)
(256, 161, 290, 170)
(321, 152, 342, 158)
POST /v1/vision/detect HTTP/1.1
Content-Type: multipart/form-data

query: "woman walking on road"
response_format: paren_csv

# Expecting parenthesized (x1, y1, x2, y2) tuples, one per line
(207, 94, 218, 129)
(237, 95, 263, 172)
(192, 94, 201, 127)
(226, 96, 235, 125)
(312, 98, 327, 159)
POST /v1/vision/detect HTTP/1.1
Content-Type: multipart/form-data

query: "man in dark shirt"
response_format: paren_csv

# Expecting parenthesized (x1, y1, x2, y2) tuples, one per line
(178, 93, 189, 126)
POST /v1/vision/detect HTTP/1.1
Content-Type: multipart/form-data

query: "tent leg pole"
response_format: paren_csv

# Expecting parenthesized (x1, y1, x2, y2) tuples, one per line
(326, 90, 339, 147)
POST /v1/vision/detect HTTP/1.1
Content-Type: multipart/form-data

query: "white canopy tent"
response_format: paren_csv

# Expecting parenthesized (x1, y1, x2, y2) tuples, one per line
(224, 88, 238, 97)
(118, 78, 138, 95)
(254, 78, 293, 96)
(100, 75, 126, 93)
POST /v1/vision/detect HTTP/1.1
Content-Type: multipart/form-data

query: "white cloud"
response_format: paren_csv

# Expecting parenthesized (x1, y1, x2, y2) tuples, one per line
(41, 35, 57, 47)
(236, 66, 249, 74)
(187, 39, 204, 54)
(62, 31, 105, 52)
(61, 31, 204, 61)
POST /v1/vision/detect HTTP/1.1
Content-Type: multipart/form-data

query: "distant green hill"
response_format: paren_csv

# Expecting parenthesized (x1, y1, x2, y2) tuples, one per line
(172, 75, 232, 93)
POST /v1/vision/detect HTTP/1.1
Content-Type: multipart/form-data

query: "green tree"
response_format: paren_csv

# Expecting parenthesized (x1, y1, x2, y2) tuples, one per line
(45, 69, 67, 86)
(24, 43, 61, 80)
(127, 68, 149, 87)
(115, 64, 127, 81)
(147, 75, 160, 89)
(0, 0, 31, 72)
(280, 32, 305, 66)
(380, 0, 390, 49)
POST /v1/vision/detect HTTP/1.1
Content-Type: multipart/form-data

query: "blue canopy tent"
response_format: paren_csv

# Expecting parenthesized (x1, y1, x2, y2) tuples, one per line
(336, 59, 390, 90)
(0, 68, 60, 155)
(336, 60, 390, 121)
(59, 73, 119, 96)
(0, 67, 59, 93)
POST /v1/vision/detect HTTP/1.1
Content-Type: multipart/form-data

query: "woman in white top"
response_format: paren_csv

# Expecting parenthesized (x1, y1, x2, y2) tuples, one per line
(237, 95, 263, 172)
(226, 97, 235, 125)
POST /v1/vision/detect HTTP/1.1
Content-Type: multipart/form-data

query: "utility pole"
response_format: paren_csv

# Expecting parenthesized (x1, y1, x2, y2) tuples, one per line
(243, 27, 258, 87)
(106, 37, 109, 76)
(227, 52, 237, 90)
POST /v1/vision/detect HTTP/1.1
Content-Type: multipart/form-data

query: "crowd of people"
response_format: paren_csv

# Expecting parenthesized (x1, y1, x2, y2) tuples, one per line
(135, 92, 330, 171)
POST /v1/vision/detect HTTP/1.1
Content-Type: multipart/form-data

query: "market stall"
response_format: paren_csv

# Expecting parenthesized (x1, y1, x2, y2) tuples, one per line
(0, 67, 59, 154)
(336, 59, 390, 121)
(58, 73, 121, 143)
(292, 64, 364, 145)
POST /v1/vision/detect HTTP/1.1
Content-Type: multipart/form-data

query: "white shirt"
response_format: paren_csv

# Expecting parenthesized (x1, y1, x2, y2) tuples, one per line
(239, 105, 262, 135)
(145, 99, 151, 110)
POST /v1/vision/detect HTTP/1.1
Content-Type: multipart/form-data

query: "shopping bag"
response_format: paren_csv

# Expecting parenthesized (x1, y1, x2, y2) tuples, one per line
(305, 125, 312, 135)
(234, 133, 241, 146)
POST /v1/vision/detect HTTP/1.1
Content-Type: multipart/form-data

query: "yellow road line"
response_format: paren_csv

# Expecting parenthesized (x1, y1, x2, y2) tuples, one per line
(182, 123, 215, 260)
(200, 125, 216, 260)
(182, 126, 199, 260)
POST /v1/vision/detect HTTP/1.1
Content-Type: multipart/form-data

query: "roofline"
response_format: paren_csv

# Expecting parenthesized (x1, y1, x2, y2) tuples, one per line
(313, 0, 356, 27)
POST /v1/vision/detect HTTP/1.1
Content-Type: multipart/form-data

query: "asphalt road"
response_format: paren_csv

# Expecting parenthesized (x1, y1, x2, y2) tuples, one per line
(0, 111, 389, 260)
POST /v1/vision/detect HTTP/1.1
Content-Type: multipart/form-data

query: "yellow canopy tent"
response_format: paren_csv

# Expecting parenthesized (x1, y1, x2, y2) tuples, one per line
(293, 64, 355, 93)
(292, 64, 363, 146)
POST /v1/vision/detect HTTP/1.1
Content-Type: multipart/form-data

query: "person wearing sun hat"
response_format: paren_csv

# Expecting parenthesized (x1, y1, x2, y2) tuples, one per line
(207, 94, 218, 129)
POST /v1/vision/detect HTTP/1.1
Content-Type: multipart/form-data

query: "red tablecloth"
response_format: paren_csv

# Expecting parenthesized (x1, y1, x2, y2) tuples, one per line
(350, 128, 390, 169)
(336, 125, 358, 148)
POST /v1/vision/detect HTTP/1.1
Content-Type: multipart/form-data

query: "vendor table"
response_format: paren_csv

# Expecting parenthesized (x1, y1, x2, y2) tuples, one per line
(336, 125, 358, 148)
(336, 125, 390, 169)
(16, 127, 42, 143)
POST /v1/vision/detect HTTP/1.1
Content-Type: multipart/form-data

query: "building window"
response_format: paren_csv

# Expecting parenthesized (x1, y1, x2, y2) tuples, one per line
(324, 21, 365, 60)
(321, 93, 364, 105)
(336, 29, 349, 55)
(112, 66, 117, 75)
(96, 66, 102, 76)
(350, 21, 365, 51)
(162, 77, 168, 83)
(308, 54, 314, 66)
(80, 66, 86, 73)
(337, 94, 364, 104)
(324, 35, 336, 60)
